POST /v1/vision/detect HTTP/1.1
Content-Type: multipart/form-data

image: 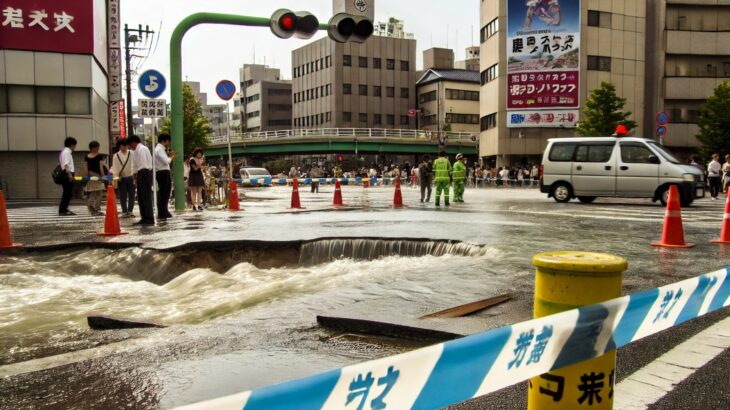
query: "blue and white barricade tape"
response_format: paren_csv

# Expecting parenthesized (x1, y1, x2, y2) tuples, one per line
(232, 178, 396, 186)
(177, 268, 730, 410)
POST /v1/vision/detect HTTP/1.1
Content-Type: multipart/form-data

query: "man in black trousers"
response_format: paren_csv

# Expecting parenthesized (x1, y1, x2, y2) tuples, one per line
(129, 135, 155, 225)
(154, 134, 176, 220)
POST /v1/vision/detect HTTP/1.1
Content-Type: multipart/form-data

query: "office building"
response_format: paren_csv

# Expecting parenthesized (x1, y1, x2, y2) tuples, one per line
(455, 46, 481, 71)
(184, 81, 230, 139)
(480, 0, 647, 166)
(239, 64, 292, 132)
(417, 69, 481, 134)
(0, 0, 114, 199)
(292, 35, 417, 129)
(374, 17, 415, 39)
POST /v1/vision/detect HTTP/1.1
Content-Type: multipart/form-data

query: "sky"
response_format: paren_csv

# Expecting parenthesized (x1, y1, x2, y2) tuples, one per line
(121, 0, 480, 106)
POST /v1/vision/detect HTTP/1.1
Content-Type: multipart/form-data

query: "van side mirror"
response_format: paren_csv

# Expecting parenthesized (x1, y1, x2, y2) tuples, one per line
(648, 155, 660, 164)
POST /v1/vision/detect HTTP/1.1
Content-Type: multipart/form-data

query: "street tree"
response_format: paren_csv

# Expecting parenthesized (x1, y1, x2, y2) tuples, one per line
(161, 83, 211, 157)
(697, 81, 730, 157)
(576, 82, 637, 136)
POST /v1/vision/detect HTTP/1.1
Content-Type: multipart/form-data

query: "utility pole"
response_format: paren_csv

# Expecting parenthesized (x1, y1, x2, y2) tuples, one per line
(124, 24, 155, 138)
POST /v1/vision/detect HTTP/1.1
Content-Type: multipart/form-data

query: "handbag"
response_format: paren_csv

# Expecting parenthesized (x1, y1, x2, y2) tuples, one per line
(52, 165, 65, 185)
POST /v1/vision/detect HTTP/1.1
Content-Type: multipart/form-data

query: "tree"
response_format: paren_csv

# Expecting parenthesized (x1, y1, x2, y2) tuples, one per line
(697, 81, 730, 158)
(576, 82, 637, 136)
(160, 83, 212, 158)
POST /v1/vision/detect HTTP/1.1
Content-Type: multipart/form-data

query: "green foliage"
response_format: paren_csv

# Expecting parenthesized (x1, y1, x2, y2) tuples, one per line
(160, 84, 212, 158)
(576, 82, 637, 136)
(697, 81, 730, 158)
(442, 122, 452, 132)
(264, 159, 293, 175)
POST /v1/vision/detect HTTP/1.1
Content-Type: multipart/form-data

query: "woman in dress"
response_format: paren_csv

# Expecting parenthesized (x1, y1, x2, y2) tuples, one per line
(85, 141, 107, 216)
(188, 147, 206, 211)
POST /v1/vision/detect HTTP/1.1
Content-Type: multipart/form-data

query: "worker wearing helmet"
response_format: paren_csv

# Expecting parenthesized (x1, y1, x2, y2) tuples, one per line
(453, 153, 467, 202)
(432, 150, 452, 207)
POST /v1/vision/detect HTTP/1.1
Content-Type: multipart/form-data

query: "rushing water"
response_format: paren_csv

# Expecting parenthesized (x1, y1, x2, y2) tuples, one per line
(1, 239, 517, 365)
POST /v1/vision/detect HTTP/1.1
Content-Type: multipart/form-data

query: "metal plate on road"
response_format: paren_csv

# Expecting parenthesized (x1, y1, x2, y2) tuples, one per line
(138, 69, 166, 99)
(216, 80, 236, 101)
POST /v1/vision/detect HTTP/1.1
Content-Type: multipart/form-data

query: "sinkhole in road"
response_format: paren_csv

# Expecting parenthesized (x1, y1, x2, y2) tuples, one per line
(1, 238, 505, 364)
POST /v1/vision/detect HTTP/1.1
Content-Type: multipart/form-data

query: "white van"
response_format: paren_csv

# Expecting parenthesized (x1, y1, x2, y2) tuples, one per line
(539, 137, 705, 206)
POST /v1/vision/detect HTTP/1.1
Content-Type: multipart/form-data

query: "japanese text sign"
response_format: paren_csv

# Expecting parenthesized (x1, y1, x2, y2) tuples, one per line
(138, 99, 166, 118)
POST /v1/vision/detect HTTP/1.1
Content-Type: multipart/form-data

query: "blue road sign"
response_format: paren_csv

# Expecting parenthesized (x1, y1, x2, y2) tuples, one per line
(656, 112, 669, 126)
(656, 126, 667, 137)
(216, 80, 236, 101)
(138, 69, 166, 99)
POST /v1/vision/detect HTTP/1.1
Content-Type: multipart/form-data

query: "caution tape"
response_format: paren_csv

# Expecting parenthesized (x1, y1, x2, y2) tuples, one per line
(177, 268, 730, 410)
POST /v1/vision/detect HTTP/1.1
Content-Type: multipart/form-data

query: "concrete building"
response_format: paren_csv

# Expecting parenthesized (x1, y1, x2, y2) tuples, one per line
(456, 46, 481, 71)
(416, 69, 481, 135)
(374, 17, 415, 39)
(292, 35, 417, 129)
(0, 0, 112, 199)
(239, 64, 292, 132)
(645, 0, 730, 155)
(480, 0, 648, 167)
(423, 48, 455, 71)
(184, 81, 229, 139)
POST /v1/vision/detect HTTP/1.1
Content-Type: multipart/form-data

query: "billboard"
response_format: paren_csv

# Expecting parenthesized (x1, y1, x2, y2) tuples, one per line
(0, 0, 95, 54)
(506, 0, 581, 127)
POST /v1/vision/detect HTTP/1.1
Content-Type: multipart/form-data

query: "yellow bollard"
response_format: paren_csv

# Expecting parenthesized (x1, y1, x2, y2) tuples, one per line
(527, 251, 627, 410)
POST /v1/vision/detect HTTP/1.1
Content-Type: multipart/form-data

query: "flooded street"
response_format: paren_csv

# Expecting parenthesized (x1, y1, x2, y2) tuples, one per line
(1, 186, 727, 408)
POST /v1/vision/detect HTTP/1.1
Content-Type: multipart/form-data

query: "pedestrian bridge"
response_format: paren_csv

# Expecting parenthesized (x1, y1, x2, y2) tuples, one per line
(206, 128, 478, 157)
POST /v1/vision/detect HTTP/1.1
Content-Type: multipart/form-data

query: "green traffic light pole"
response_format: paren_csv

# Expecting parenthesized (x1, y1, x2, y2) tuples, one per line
(169, 12, 329, 210)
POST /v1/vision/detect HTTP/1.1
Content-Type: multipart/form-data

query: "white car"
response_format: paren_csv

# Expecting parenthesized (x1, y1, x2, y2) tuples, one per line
(539, 136, 705, 206)
(239, 167, 272, 186)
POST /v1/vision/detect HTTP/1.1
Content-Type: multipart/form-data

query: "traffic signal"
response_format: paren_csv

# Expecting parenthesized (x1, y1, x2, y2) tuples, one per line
(270, 9, 320, 40)
(327, 13, 374, 43)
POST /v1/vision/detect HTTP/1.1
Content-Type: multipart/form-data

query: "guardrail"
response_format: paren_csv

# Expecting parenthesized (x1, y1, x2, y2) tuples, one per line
(176, 267, 730, 410)
(209, 128, 478, 145)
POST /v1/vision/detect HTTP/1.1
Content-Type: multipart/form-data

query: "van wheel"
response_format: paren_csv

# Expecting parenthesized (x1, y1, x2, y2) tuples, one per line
(577, 196, 597, 204)
(551, 183, 573, 203)
(659, 185, 688, 207)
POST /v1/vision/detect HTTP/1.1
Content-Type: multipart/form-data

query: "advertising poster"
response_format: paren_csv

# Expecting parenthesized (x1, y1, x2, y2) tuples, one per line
(506, 0, 581, 127)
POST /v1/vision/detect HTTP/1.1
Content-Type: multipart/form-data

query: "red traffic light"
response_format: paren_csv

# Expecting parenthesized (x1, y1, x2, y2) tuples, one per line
(270, 9, 320, 40)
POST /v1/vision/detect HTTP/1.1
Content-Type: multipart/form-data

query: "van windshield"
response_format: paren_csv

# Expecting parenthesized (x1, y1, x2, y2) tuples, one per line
(647, 141, 682, 164)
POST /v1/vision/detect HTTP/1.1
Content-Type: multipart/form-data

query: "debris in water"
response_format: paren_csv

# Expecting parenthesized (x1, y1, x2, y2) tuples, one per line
(87, 315, 167, 330)
(419, 294, 512, 319)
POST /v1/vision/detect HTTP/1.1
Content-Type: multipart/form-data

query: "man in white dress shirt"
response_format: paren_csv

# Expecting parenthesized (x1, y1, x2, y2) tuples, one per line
(58, 137, 77, 216)
(129, 135, 155, 225)
(154, 134, 176, 220)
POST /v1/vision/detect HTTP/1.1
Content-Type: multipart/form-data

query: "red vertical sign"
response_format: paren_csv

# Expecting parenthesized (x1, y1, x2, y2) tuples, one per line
(118, 101, 126, 139)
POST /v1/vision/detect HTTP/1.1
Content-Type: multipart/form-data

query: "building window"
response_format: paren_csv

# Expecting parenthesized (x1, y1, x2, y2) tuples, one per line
(7, 85, 34, 113)
(343, 83, 352, 94)
(400, 115, 409, 125)
(269, 119, 292, 127)
(319, 58, 324, 70)
(400, 60, 409, 71)
(320, 113, 325, 124)
(587, 10, 612, 28)
(445, 89, 479, 101)
(36, 86, 65, 114)
(359, 84, 368, 96)
(326, 84, 332, 95)
(400, 87, 410, 98)
(343, 112, 352, 122)
(247, 111, 260, 119)
(422, 115, 437, 126)
(373, 58, 382, 69)
(446, 113, 479, 124)
(268, 88, 291, 96)
(419, 90, 437, 104)
(480, 113, 497, 131)
(326, 56, 332, 67)
(5, 85, 91, 114)
(374, 86, 382, 97)
(387, 87, 395, 98)
(480, 64, 498, 85)
(359, 56, 368, 68)
(387, 59, 395, 70)
(373, 114, 382, 124)
(326, 112, 332, 122)
(359, 113, 368, 123)
(587, 55, 611, 72)
(343, 55, 352, 66)
(480, 17, 499, 43)
(268, 104, 292, 111)
(387, 114, 395, 125)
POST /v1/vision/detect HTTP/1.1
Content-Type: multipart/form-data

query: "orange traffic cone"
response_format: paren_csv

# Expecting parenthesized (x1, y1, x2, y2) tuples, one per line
(333, 180, 344, 208)
(652, 185, 694, 248)
(0, 190, 22, 250)
(229, 179, 240, 211)
(363, 179, 370, 188)
(393, 178, 404, 208)
(710, 194, 730, 244)
(290, 178, 303, 209)
(98, 185, 127, 236)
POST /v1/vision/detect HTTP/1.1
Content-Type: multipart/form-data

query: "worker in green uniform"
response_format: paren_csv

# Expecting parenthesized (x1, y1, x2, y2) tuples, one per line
(453, 153, 467, 202)
(432, 150, 452, 207)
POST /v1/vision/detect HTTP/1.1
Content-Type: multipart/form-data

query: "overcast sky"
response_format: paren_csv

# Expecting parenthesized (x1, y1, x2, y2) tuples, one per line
(121, 0, 480, 106)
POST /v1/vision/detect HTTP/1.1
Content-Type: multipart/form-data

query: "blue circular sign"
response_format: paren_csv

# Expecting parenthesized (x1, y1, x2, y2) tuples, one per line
(216, 80, 236, 101)
(138, 69, 166, 99)
(656, 126, 667, 137)
(656, 112, 669, 126)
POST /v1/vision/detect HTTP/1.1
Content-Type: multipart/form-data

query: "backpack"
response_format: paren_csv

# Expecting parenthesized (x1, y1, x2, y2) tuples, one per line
(52, 165, 65, 185)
